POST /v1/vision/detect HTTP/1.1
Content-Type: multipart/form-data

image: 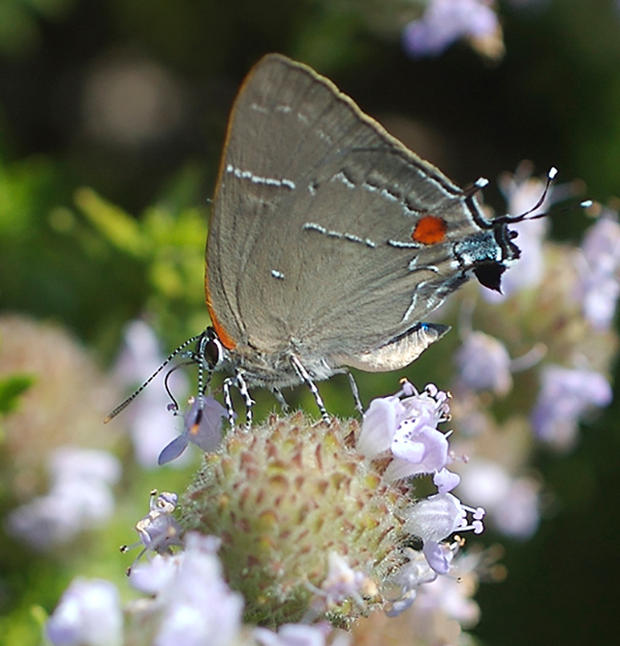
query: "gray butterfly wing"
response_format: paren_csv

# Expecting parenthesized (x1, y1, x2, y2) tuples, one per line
(207, 54, 487, 370)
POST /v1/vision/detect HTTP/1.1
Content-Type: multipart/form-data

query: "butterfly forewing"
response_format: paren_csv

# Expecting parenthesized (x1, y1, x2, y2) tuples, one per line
(207, 54, 486, 364)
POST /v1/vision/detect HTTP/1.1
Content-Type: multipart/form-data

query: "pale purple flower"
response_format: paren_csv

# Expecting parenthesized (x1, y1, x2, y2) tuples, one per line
(387, 546, 481, 621)
(303, 553, 376, 622)
(46, 578, 122, 646)
(532, 365, 612, 449)
(576, 214, 620, 330)
(320, 553, 367, 603)
(457, 460, 540, 538)
(123, 490, 183, 570)
(434, 467, 461, 494)
(405, 493, 484, 574)
(385, 548, 437, 617)
(129, 553, 182, 595)
(403, 0, 499, 57)
(135, 492, 182, 549)
(416, 574, 480, 628)
(357, 388, 409, 457)
(359, 382, 461, 486)
(359, 381, 453, 479)
(385, 418, 449, 481)
(158, 395, 227, 465)
(129, 533, 221, 595)
(114, 320, 190, 468)
(132, 532, 243, 646)
(359, 382, 450, 458)
(455, 331, 512, 395)
(254, 623, 335, 646)
(410, 553, 481, 627)
(422, 540, 457, 576)
(6, 447, 120, 550)
(50, 447, 121, 484)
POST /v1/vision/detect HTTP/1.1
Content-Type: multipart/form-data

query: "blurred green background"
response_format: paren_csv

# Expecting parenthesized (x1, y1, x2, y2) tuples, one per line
(1, 1, 619, 644)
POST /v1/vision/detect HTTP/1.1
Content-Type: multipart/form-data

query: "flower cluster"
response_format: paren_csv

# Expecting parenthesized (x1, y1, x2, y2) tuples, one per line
(6, 447, 120, 550)
(447, 169, 618, 538)
(40, 168, 619, 644)
(46, 381, 487, 644)
(176, 381, 485, 628)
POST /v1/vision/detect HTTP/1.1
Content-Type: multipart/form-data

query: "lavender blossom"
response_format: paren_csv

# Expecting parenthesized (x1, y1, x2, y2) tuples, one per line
(576, 213, 620, 330)
(405, 493, 484, 574)
(254, 622, 338, 646)
(403, 0, 499, 57)
(158, 395, 227, 465)
(114, 320, 190, 468)
(304, 552, 377, 621)
(532, 365, 612, 449)
(414, 563, 480, 628)
(358, 381, 456, 482)
(390, 551, 481, 644)
(456, 459, 540, 538)
(6, 447, 120, 550)
(385, 548, 437, 616)
(122, 490, 183, 572)
(455, 331, 513, 395)
(128, 532, 244, 646)
(46, 578, 122, 646)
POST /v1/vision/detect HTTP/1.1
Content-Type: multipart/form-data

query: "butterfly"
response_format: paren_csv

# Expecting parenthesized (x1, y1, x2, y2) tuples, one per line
(107, 53, 554, 426)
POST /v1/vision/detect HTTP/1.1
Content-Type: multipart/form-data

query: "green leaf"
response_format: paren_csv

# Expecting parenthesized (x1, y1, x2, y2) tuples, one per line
(75, 187, 149, 258)
(0, 373, 36, 415)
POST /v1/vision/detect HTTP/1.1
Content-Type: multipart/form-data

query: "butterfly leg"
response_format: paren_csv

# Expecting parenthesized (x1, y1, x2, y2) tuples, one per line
(223, 377, 236, 429)
(235, 370, 255, 429)
(345, 369, 363, 415)
(290, 354, 330, 423)
(271, 387, 290, 413)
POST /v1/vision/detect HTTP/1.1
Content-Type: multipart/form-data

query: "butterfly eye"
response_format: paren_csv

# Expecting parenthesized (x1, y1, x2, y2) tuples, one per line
(204, 336, 223, 367)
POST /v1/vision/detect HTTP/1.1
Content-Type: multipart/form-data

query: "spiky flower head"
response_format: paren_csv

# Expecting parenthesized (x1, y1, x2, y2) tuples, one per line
(178, 381, 482, 628)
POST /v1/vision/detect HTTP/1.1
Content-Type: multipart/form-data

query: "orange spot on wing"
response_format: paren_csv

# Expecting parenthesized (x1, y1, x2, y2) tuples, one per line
(412, 215, 447, 245)
(205, 270, 237, 350)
